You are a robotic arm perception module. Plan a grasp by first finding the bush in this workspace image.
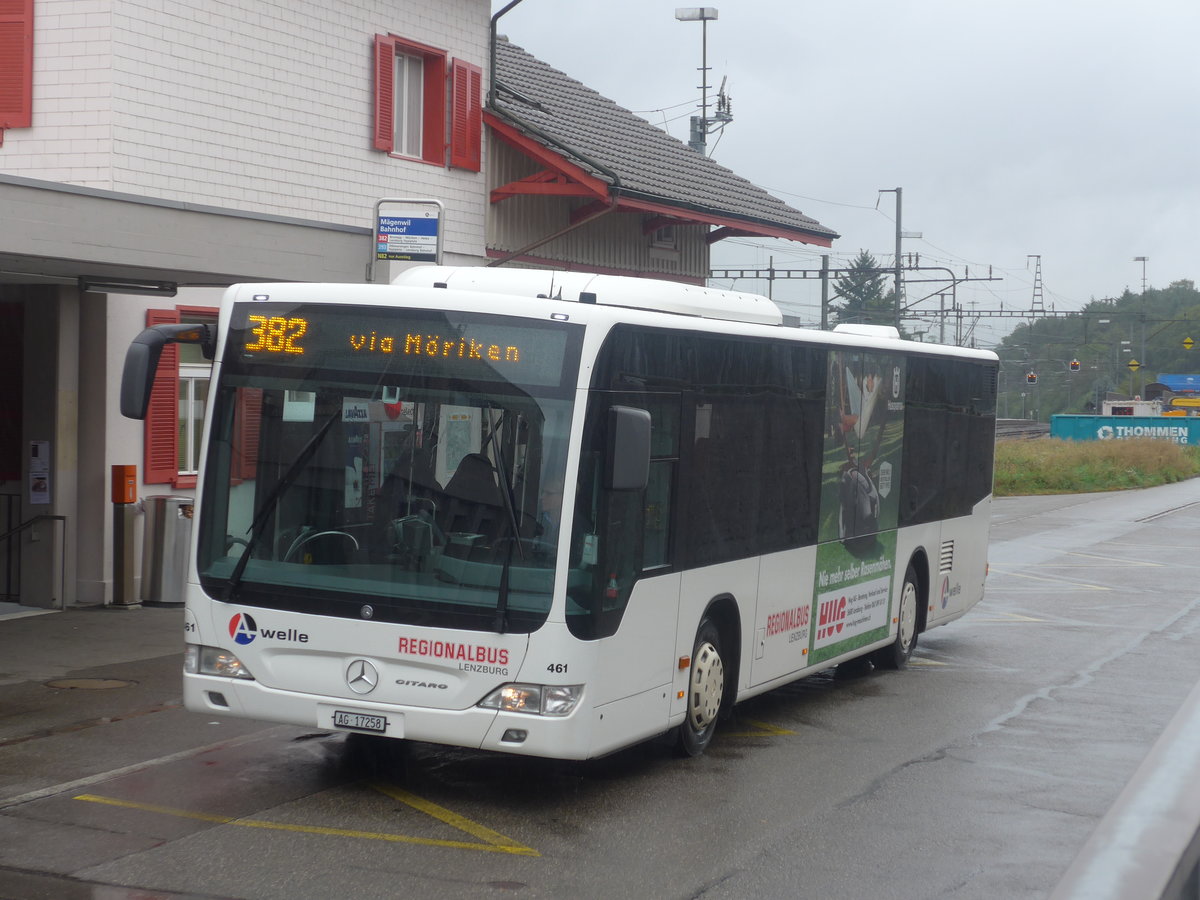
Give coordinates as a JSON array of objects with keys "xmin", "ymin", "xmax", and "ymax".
[{"xmin": 994, "ymin": 438, "xmax": 1200, "ymax": 496}]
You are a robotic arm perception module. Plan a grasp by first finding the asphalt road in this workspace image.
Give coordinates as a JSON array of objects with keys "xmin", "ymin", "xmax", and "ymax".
[{"xmin": 2, "ymin": 481, "xmax": 1199, "ymax": 900}]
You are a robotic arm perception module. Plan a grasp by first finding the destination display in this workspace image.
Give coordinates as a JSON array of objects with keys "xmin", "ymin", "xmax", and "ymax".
[{"xmin": 227, "ymin": 302, "xmax": 577, "ymax": 388}]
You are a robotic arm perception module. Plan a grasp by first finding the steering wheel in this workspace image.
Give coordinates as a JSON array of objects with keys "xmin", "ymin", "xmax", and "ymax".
[{"xmin": 283, "ymin": 530, "xmax": 359, "ymax": 562}]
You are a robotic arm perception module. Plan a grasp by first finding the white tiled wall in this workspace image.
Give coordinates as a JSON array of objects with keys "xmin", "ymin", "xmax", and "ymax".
[{"xmin": 2, "ymin": 0, "xmax": 490, "ymax": 258}]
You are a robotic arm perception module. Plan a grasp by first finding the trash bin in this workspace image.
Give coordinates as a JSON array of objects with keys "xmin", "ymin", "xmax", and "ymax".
[{"xmin": 141, "ymin": 495, "xmax": 193, "ymax": 606}]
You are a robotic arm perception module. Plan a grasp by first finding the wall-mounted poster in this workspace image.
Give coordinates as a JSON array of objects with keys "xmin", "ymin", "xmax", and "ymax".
[{"xmin": 29, "ymin": 440, "xmax": 50, "ymax": 505}]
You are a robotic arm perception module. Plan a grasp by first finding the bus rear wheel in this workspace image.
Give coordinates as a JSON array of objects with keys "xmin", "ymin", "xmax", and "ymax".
[
  {"xmin": 872, "ymin": 565, "xmax": 919, "ymax": 670},
  {"xmin": 675, "ymin": 618, "xmax": 725, "ymax": 757}
]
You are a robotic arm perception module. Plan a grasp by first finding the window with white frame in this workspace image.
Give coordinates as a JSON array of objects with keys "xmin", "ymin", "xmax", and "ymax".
[
  {"xmin": 177, "ymin": 368, "xmax": 209, "ymax": 475},
  {"xmin": 393, "ymin": 50, "xmax": 425, "ymax": 159},
  {"xmin": 176, "ymin": 316, "xmax": 214, "ymax": 476}
]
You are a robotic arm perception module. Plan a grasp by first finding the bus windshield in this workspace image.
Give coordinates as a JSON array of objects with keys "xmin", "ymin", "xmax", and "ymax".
[{"xmin": 196, "ymin": 302, "xmax": 582, "ymax": 634}]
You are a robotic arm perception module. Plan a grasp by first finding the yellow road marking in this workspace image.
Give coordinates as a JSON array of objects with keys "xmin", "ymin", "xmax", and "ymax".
[
  {"xmin": 723, "ymin": 719, "xmax": 796, "ymax": 738},
  {"xmin": 1038, "ymin": 552, "xmax": 1161, "ymax": 568},
  {"xmin": 986, "ymin": 568, "xmax": 1110, "ymax": 591},
  {"xmin": 369, "ymin": 781, "xmax": 535, "ymax": 855},
  {"xmin": 973, "ymin": 611, "xmax": 1045, "ymax": 623},
  {"xmin": 74, "ymin": 789, "xmax": 538, "ymax": 857}
]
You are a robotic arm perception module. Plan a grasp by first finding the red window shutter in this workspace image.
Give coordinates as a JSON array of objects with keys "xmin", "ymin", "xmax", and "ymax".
[
  {"xmin": 0, "ymin": 0, "xmax": 34, "ymax": 130},
  {"xmin": 144, "ymin": 308, "xmax": 180, "ymax": 485},
  {"xmin": 448, "ymin": 59, "xmax": 482, "ymax": 172},
  {"xmin": 373, "ymin": 34, "xmax": 396, "ymax": 152},
  {"xmin": 422, "ymin": 53, "xmax": 446, "ymax": 164},
  {"xmin": 232, "ymin": 388, "xmax": 262, "ymax": 483}
]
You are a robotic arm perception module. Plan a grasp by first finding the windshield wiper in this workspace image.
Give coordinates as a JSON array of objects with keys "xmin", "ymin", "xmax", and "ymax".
[
  {"xmin": 225, "ymin": 410, "xmax": 339, "ymax": 599},
  {"xmin": 483, "ymin": 405, "xmax": 526, "ymax": 633}
]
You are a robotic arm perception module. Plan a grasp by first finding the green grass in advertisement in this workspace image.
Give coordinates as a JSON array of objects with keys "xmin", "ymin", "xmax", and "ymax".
[{"xmin": 809, "ymin": 532, "xmax": 897, "ymax": 666}]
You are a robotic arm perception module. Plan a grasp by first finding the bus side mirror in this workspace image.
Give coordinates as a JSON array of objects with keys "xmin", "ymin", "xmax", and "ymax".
[
  {"xmin": 606, "ymin": 406, "xmax": 651, "ymax": 491},
  {"xmin": 120, "ymin": 323, "xmax": 215, "ymax": 419}
]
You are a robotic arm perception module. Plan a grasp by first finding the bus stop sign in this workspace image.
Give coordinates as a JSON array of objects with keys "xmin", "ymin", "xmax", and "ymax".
[{"xmin": 373, "ymin": 199, "xmax": 443, "ymax": 264}]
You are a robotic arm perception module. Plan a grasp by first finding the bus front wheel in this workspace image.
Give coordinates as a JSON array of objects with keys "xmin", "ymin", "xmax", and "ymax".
[
  {"xmin": 675, "ymin": 618, "xmax": 725, "ymax": 757},
  {"xmin": 872, "ymin": 565, "xmax": 919, "ymax": 670}
]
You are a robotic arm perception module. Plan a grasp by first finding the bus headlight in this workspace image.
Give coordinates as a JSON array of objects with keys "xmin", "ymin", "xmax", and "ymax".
[
  {"xmin": 477, "ymin": 683, "xmax": 582, "ymax": 716},
  {"xmin": 185, "ymin": 644, "xmax": 255, "ymax": 680}
]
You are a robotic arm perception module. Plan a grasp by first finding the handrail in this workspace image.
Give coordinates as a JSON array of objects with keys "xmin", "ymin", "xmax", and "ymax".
[
  {"xmin": 0, "ymin": 514, "xmax": 67, "ymax": 609},
  {"xmin": 0, "ymin": 513, "xmax": 66, "ymax": 544}
]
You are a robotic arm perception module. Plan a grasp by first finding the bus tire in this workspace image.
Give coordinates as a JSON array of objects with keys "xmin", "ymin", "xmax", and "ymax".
[
  {"xmin": 675, "ymin": 618, "xmax": 726, "ymax": 757},
  {"xmin": 872, "ymin": 564, "xmax": 919, "ymax": 670}
]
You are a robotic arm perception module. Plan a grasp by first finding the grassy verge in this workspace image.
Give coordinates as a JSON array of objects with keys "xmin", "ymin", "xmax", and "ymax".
[{"xmin": 994, "ymin": 438, "xmax": 1200, "ymax": 496}]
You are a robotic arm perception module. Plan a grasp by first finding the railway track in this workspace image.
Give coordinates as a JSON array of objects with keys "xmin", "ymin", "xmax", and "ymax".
[{"xmin": 996, "ymin": 418, "xmax": 1050, "ymax": 441}]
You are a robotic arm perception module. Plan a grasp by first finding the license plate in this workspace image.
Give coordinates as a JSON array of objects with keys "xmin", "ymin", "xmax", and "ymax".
[{"xmin": 333, "ymin": 710, "xmax": 388, "ymax": 733}]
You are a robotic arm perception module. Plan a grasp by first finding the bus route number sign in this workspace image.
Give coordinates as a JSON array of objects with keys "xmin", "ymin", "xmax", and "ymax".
[{"xmin": 245, "ymin": 315, "xmax": 308, "ymax": 355}]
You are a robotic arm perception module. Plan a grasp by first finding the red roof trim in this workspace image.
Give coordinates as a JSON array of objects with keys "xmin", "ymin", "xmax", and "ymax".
[
  {"xmin": 492, "ymin": 169, "xmax": 598, "ymax": 203},
  {"xmin": 612, "ymin": 196, "xmax": 835, "ymax": 247},
  {"xmin": 485, "ymin": 111, "xmax": 610, "ymax": 201},
  {"xmin": 486, "ymin": 112, "xmax": 833, "ymax": 247}
]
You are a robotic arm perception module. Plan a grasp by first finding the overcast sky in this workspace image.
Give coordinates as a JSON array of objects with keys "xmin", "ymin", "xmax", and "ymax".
[{"xmin": 492, "ymin": 0, "xmax": 1200, "ymax": 345}]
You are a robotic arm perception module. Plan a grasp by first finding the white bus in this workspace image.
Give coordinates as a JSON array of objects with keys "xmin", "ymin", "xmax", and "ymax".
[{"xmin": 121, "ymin": 267, "xmax": 997, "ymax": 759}]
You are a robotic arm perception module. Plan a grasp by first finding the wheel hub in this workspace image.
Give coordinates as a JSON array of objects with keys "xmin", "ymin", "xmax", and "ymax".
[
  {"xmin": 688, "ymin": 641, "xmax": 724, "ymax": 730},
  {"xmin": 899, "ymin": 581, "xmax": 917, "ymax": 650}
]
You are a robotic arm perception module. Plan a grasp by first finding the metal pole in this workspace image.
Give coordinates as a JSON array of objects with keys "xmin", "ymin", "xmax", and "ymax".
[
  {"xmin": 894, "ymin": 187, "xmax": 903, "ymax": 329},
  {"xmin": 701, "ymin": 18, "xmax": 708, "ymax": 149},
  {"xmin": 110, "ymin": 465, "xmax": 140, "ymax": 607},
  {"xmin": 820, "ymin": 254, "xmax": 830, "ymax": 330}
]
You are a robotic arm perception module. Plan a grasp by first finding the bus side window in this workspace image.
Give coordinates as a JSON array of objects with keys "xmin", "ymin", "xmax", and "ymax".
[{"xmin": 641, "ymin": 396, "xmax": 679, "ymax": 570}]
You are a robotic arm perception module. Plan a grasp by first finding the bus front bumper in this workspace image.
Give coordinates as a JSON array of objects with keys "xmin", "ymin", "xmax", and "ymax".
[{"xmin": 183, "ymin": 672, "xmax": 596, "ymax": 759}]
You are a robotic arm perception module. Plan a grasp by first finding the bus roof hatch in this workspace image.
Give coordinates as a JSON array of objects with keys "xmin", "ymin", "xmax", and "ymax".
[{"xmin": 392, "ymin": 266, "xmax": 783, "ymax": 326}]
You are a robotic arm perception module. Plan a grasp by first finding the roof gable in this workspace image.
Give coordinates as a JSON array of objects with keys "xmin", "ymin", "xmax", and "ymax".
[{"xmin": 491, "ymin": 39, "xmax": 838, "ymax": 246}]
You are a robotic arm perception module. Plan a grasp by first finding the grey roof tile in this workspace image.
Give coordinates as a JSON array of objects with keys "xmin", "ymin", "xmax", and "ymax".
[{"xmin": 492, "ymin": 39, "xmax": 838, "ymax": 244}]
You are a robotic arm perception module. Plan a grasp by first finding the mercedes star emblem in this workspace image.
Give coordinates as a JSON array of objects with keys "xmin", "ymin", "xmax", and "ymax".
[{"xmin": 345, "ymin": 659, "xmax": 379, "ymax": 695}]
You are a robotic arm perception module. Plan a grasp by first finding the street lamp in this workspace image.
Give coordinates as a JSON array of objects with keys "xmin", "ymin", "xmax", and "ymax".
[
  {"xmin": 1133, "ymin": 256, "xmax": 1149, "ymax": 294},
  {"xmin": 675, "ymin": 7, "xmax": 720, "ymax": 154}
]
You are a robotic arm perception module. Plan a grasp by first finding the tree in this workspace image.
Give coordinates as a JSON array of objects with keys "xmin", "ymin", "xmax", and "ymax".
[
  {"xmin": 832, "ymin": 250, "xmax": 896, "ymax": 327},
  {"xmin": 993, "ymin": 280, "xmax": 1200, "ymax": 419}
]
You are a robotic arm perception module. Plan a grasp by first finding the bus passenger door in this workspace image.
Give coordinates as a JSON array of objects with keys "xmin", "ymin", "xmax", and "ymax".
[{"xmin": 577, "ymin": 393, "xmax": 681, "ymax": 712}]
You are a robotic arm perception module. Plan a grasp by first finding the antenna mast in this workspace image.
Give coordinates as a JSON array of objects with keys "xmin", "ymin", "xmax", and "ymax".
[{"xmin": 675, "ymin": 8, "xmax": 733, "ymax": 154}]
